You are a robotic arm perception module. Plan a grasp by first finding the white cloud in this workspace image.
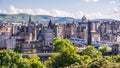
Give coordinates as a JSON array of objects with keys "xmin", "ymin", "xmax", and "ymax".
[
  {"xmin": 113, "ymin": 7, "xmax": 120, "ymax": 16},
  {"xmin": 114, "ymin": 7, "xmax": 119, "ymax": 12},
  {"xmin": 0, "ymin": 9, "xmax": 7, "ymax": 14},
  {"xmin": 0, "ymin": 5, "xmax": 119, "ymax": 20},
  {"xmin": 109, "ymin": 1, "xmax": 116, "ymax": 4},
  {"xmin": 82, "ymin": 0, "xmax": 99, "ymax": 2}
]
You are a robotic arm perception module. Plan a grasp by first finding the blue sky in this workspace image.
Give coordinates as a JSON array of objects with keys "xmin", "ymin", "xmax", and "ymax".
[{"xmin": 0, "ymin": 0, "xmax": 119, "ymax": 19}]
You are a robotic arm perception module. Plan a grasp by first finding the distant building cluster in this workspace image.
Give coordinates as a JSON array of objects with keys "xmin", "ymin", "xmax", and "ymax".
[{"xmin": 0, "ymin": 15, "xmax": 120, "ymax": 53}]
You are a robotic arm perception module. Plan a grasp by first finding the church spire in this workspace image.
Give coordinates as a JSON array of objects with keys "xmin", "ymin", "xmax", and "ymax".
[
  {"xmin": 48, "ymin": 19, "xmax": 52, "ymax": 29},
  {"xmin": 29, "ymin": 15, "xmax": 32, "ymax": 23}
]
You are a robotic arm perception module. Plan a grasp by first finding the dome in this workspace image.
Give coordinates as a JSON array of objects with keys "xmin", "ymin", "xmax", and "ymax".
[{"xmin": 82, "ymin": 15, "xmax": 87, "ymax": 23}]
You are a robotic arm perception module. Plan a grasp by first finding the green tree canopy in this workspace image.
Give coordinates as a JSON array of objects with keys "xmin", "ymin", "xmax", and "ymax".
[
  {"xmin": 46, "ymin": 38, "xmax": 80, "ymax": 67},
  {"xmin": 0, "ymin": 50, "xmax": 43, "ymax": 68},
  {"xmin": 53, "ymin": 38, "xmax": 73, "ymax": 52},
  {"xmin": 45, "ymin": 39, "xmax": 120, "ymax": 68},
  {"xmin": 98, "ymin": 45, "xmax": 111, "ymax": 53},
  {"xmin": 14, "ymin": 45, "xmax": 21, "ymax": 53},
  {"xmin": 28, "ymin": 55, "xmax": 44, "ymax": 68},
  {"xmin": 113, "ymin": 55, "xmax": 120, "ymax": 63},
  {"xmin": 82, "ymin": 45, "xmax": 102, "ymax": 59}
]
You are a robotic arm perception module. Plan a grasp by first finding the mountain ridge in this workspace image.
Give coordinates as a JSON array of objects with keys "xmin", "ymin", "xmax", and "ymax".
[{"xmin": 0, "ymin": 13, "xmax": 117, "ymax": 23}]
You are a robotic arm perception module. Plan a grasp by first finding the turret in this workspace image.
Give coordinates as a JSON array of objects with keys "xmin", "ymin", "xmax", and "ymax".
[{"xmin": 82, "ymin": 15, "xmax": 87, "ymax": 23}]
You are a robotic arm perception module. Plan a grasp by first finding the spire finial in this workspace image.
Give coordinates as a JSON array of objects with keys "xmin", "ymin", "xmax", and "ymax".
[{"xmin": 29, "ymin": 15, "xmax": 31, "ymax": 23}]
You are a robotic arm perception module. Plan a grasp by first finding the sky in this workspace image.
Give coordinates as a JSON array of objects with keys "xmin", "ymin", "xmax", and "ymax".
[{"xmin": 0, "ymin": 0, "xmax": 120, "ymax": 20}]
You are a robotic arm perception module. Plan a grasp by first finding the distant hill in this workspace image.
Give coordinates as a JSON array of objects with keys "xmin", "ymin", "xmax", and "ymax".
[
  {"xmin": 0, "ymin": 13, "xmax": 117, "ymax": 23},
  {"xmin": 93, "ymin": 19, "xmax": 115, "ymax": 22},
  {"xmin": 0, "ymin": 13, "xmax": 81, "ymax": 23}
]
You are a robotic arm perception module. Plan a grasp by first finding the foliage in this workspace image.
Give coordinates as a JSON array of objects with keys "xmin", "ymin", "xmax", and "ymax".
[
  {"xmin": 65, "ymin": 56, "xmax": 120, "ymax": 68},
  {"xmin": 100, "ymin": 62, "xmax": 120, "ymax": 68},
  {"xmin": 0, "ymin": 50, "xmax": 43, "ymax": 68},
  {"xmin": 80, "ymin": 55, "xmax": 92, "ymax": 64},
  {"xmin": 53, "ymin": 38, "xmax": 73, "ymax": 52},
  {"xmin": 89, "ymin": 57, "xmax": 120, "ymax": 68},
  {"xmin": 2, "ymin": 38, "xmax": 120, "ymax": 68},
  {"xmin": 46, "ymin": 40, "xmax": 120, "ymax": 68},
  {"xmin": 113, "ymin": 55, "xmax": 120, "ymax": 63},
  {"xmin": 98, "ymin": 45, "xmax": 111, "ymax": 53},
  {"xmin": 14, "ymin": 45, "xmax": 21, "ymax": 53},
  {"xmin": 89, "ymin": 58, "xmax": 108, "ymax": 68},
  {"xmin": 28, "ymin": 55, "xmax": 44, "ymax": 68},
  {"xmin": 46, "ymin": 38, "xmax": 80, "ymax": 67},
  {"xmin": 82, "ymin": 45, "xmax": 102, "ymax": 59}
]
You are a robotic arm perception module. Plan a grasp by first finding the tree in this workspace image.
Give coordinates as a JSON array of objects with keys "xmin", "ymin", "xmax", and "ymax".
[
  {"xmin": 28, "ymin": 55, "xmax": 44, "ymax": 68},
  {"xmin": 98, "ymin": 45, "xmax": 111, "ymax": 53},
  {"xmin": 44, "ymin": 54, "xmax": 59, "ymax": 68},
  {"xmin": 46, "ymin": 38, "xmax": 80, "ymax": 67},
  {"xmin": 53, "ymin": 38, "xmax": 73, "ymax": 52},
  {"xmin": 46, "ymin": 38, "xmax": 120, "ymax": 68},
  {"xmin": 14, "ymin": 45, "xmax": 21, "ymax": 53},
  {"xmin": 113, "ymin": 55, "xmax": 120, "ymax": 63},
  {"xmin": 101, "ymin": 62, "xmax": 120, "ymax": 68},
  {"xmin": 0, "ymin": 50, "xmax": 29, "ymax": 68},
  {"xmin": 54, "ymin": 46, "xmax": 80, "ymax": 67},
  {"xmin": 82, "ymin": 46, "xmax": 102, "ymax": 59},
  {"xmin": 0, "ymin": 50, "xmax": 43, "ymax": 68},
  {"xmin": 89, "ymin": 58, "xmax": 107, "ymax": 68}
]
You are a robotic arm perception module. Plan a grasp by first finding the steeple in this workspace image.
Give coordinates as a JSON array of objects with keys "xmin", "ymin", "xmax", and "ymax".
[
  {"xmin": 48, "ymin": 19, "xmax": 52, "ymax": 29},
  {"xmin": 29, "ymin": 15, "xmax": 32, "ymax": 23}
]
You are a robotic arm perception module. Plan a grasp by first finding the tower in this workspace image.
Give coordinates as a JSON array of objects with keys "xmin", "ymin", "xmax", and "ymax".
[
  {"xmin": 99, "ymin": 23, "xmax": 105, "ymax": 36},
  {"xmin": 48, "ymin": 19, "xmax": 53, "ymax": 29},
  {"xmin": 87, "ymin": 21, "xmax": 92, "ymax": 45},
  {"xmin": 29, "ymin": 33, "xmax": 33, "ymax": 41},
  {"xmin": 82, "ymin": 15, "xmax": 87, "ymax": 23},
  {"xmin": 34, "ymin": 27, "xmax": 37, "ymax": 40},
  {"xmin": 55, "ymin": 24, "xmax": 63, "ymax": 38}
]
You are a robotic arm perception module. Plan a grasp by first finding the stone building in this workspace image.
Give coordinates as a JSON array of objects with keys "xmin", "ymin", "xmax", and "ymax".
[
  {"xmin": 91, "ymin": 32, "xmax": 100, "ymax": 42},
  {"xmin": 112, "ymin": 44, "xmax": 120, "ymax": 55},
  {"xmin": 54, "ymin": 23, "xmax": 64, "ymax": 38},
  {"xmin": 40, "ymin": 20, "xmax": 55, "ymax": 46},
  {"xmin": 70, "ymin": 21, "xmax": 78, "ymax": 38},
  {"xmin": 16, "ymin": 38, "xmax": 52, "ymax": 53},
  {"xmin": 6, "ymin": 36, "xmax": 16, "ymax": 50},
  {"xmin": 78, "ymin": 22, "xmax": 87, "ymax": 40},
  {"xmin": 99, "ymin": 23, "xmax": 106, "ymax": 36},
  {"xmin": 63, "ymin": 23, "xmax": 71, "ymax": 38}
]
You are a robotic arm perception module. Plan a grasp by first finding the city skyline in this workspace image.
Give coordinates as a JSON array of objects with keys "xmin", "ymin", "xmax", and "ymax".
[{"xmin": 0, "ymin": 0, "xmax": 119, "ymax": 20}]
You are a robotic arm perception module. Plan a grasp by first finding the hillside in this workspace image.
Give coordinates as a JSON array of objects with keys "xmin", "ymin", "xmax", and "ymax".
[
  {"xmin": 0, "ymin": 13, "xmax": 117, "ymax": 23},
  {"xmin": 0, "ymin": 13, "xmax": 81, "ymax": 23}
]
